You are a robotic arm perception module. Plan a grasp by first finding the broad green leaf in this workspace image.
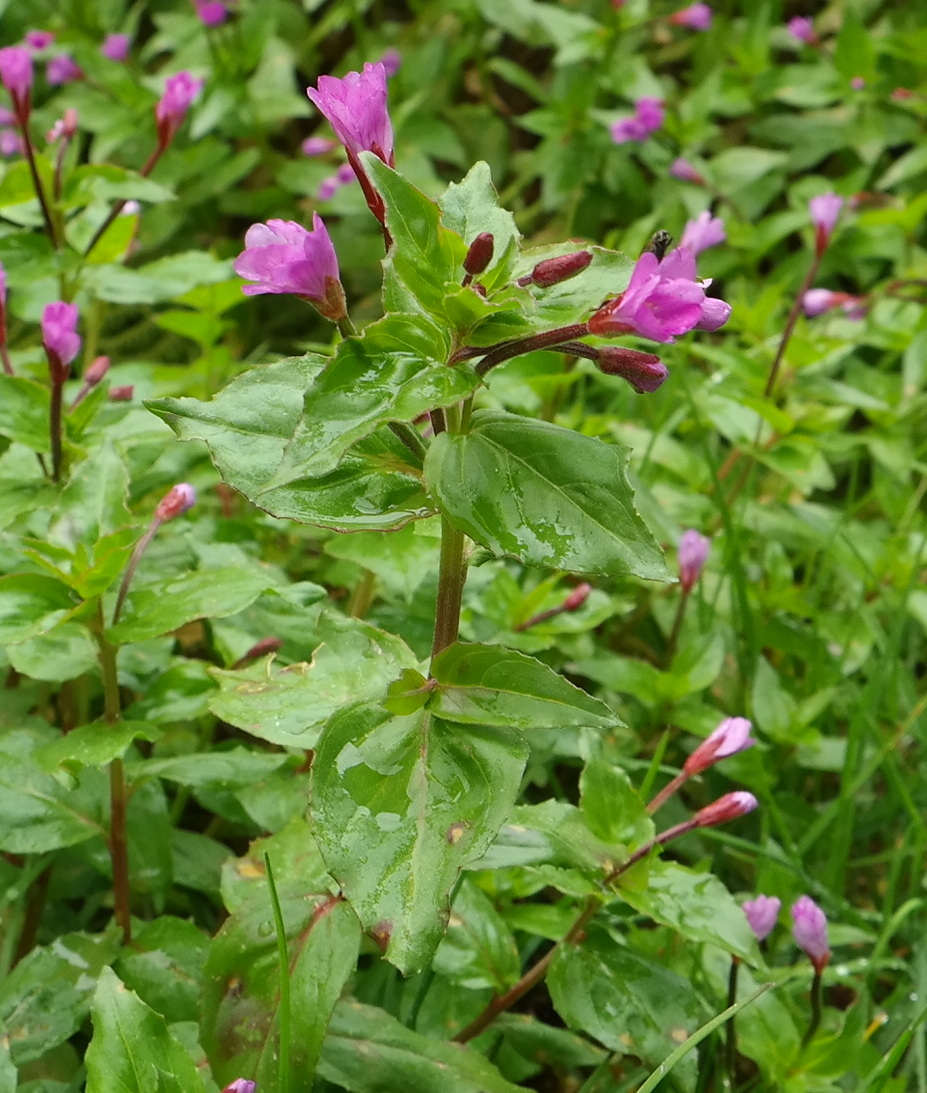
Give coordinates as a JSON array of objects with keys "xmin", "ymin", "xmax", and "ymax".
[
  {"xmin": 548, "ymin": 924, "xmax": 705, "ymax": 1086},
  {"xmin": 264, "ymin": 313, "xmax": 472, "ymax": 486},
  {"xmin": 7, "ymin": 621, "xmax": 97, "ymax": 682},
  {"xmin": 428, "ymin": 642, "xmax": 619, "ymax": 729},
  {"xmin": 47, "ymin": 439, "xmax": 132, "ymax": 554},
  {"xmin": 63, "ymin": 163, "xmax": 175, "ymax": 208},
  {"xmin": 425, "ymin": 411, "xmax": 670, "ymax": 580},
  {"xmin": 518, "ymin": 243, "xmax": 634, "ymax": 331},
  {"xmin": 433, "ymin": 877, "xmax": 521, "ymax": 991},
  {"xmin": 126, "ymin": 748, "xmax": 291, "ymax": 788},
  {"xmin": 323, "ymin": 518, "xmax": 441, "ymax": 599},
  {"xmin": 0, "ymin": 574, "xmax": 77, "ymax": 646},
  {"xmin": 108, "ymin": 566, "xmax": 281, "ymax": 643},
  {"xmin": 0, "ymin": 375, "xmax": 51, "ymax": 452},
  {"xmin": 437, "ymin": 161, "xmax": 521, "ymax": 292},
  {"xmin": 579, "ymin": 759, "xmax": 652, "ymax": 847},
  {"xmin": 148, "ymin": 356, "xmax": 432, "ymax": 530},
  {"xmin": 202, "ymin": 886, "xmax": 360, "ymax": 1091},
  {"xmin": 0, "ymin": 929, "xmax": 121, "ymax": 1065},
  {"xmin": 311, "ymin": 703, "xmax": 528, "ymax": 973},
  {"xmin": 116, "ymin": 917, "xmax": 210, "ymax": 1026},
  {"xmin": 85, "ymin": 968, "xmax": 207, "ymax": 1093},
  {"xmin": 319, "ymin": 1000, "xmax": 526, "ymax": 1093},
  {"xmin": 37, "ymin": 720, "xmax": 162, "ymax": 773},
  {"xmin": 363, "ymin": 154, "xmax": 466, "ymax": 315},
  {"xmin": 619, "ymin": 862, "xmax": 763, "ymax": 964},
  {"xmin": 209, "ymin": 612, "xmax": 419, "ymax": 747}
]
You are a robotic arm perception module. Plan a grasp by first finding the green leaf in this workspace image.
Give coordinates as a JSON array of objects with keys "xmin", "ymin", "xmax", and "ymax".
[
  {"xmin": 37, "ymin": 720, "xmax": 162, "ymax": 773},
  {"xmin": 148, "ymin": 356, "xmax": 432, "ymax": 531},
  {"xmin": 209, "ymin": 613, "xmax": 420, "ymax": 747},
  {"xmin": 618, "ymin": 862, "xmax": 763, "ymax": 964},
  {"xmin": 126, "ymin": 748, "xmax": 290, "ymax": 788},
  {"xmin": 7, "ymin": 621, "xmax": 98, "ymax": 682},
  {"xmin": 433, "ymin": 877, "xmax": 521, "ymax": 991},
  {"xmin": 0, "ymin": 1038, "xmax": 14, "ymax": 1093},
  {"xmin": 579, "ymin": 759, "xmax": 652, "ymax": 847},
  {"xmin": 437, "ymin": 161, "xmax": 521, "ymax": 292},
  {"xmin": 85, "ymin": 967, "xmax": 208, "ymax": 1093},
  {"xmin": 264, "ymin": 313, "xmax": 472, "ymax": 486},
  {"xmin": 311, "ymin": 703, "xmax": 528, "ymax": 973},
  {"xmin": 202, "ymin": 887, "xmax": 360, "ymax": 1091},
  {"xmin": 425, "ymin": 411, "xmax": 670, "ymax": 580},
  {"xmin": 63, "ymin": 163, "xmax": 175, "ymax": 208},
  {"xmin": 428, "ymin": 642, "xmax": 619, "ymax": 729},
  {"xmin": 0, "ymin": 929, "xmax": 121, "ymax": 1065},
  {"xmin": 48, "ymin": 440, "xmax": 133, "ymax": 555},
  {"xmin": 0, "ymin": 574, "xmax": 77, "ymax": 646},
  {"xmin": 116, "ymin": 917, "xmax": 210, "ymax": 1025},
  {"xmin": 0, "ymin": 376, "xmax": 51, "ymax": 452},
  {"xmin": 548, "ymin": 924, "xmax": 705, "ymax": 1085},
  {"xmin": 323, "ymin": 518, "xmax": 441, "ymax": 599},
  {"xmin": 319, "ymin": 1000, "xmax": 526, "ymax": 1093},
  {"xmin": 363, "ymin": 154, "xmax": 466, "ymax": 315},
  {"xmin": 108, "ymin": 566, "xmax": 281, "ymax": 643}
]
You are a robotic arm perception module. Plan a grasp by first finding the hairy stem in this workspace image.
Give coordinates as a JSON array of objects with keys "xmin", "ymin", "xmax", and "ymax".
[
  {"xmin": 431, "ymin": 517, "xmax": 466, "ymax": 659},
  {"xmin": 49, "ymin": 380, "xmax": 64, "ymax": 482}
]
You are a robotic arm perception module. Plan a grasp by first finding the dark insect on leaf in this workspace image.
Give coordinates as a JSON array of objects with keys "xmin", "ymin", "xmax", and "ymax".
[{"xmin": 641, "ymin": 230, "xmax": 673, "ymax": 260}]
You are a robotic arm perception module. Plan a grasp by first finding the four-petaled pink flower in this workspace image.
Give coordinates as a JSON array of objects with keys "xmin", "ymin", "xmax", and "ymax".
[
  {"xmin": 588, "ymin": 248, "xmax": 730, "ymax": 343},
  {"xmin": 25, "ymin": 31, "xmax": 55, "ymax": 51},
  {"xmin": 679, "ymin": 211, "xmax": 726, "ymax": 255},
  {"xmin": 0, "ymin": 46, "xmax": 33, "ymax": 118},
  {"xmin": 678, "ymin": 528, "xmax": 710, "ymax": 592},
  {"xmin": 787, "ymin": 16, "xmax": 818, "ymax": 45},
  {"xmin": 684, "ymin": 716, "xmax": 755, "ymax": 776},
  {"xmin": 743, "ymin": 895, "xmax": 780, "ymax": 941},
  {"xmin": 610, "ymin": 97, "xmax": 664, "ymax": 144},
  {"xmin": 809, "ymin": 192, "xmax": 843, "ymax": 255},
  {"xmin": 42, "ymin": 301, "xmax": 81, "ymax": 383},
  {"xmin": 307, "ymin": 62, "xmax": 394, "ymax": 164},
  {"xmin": 47, "ymin": 55, "xmax": 83, "ymax": 86},
  {"xmin": 155, "ymin": 71, "xmax": 204, "ymax": 147},
  {"xmin": 670, "ymin": 157, "xmax": 705, "ymax": 185},
  {"xmin": 803, "ymin": 288, "xmax": 867, "ymax": 319},
  {"xmin": 791, "ymin": 895, "xmax": 830, "ymax": 972},
  {"xmin": 668, "ymin": 3, "xmax": 712, "ymax": 30},
  {"xmin": 233, "ymin": 214, "xmax": 347, "ymax": 322},
  {"xmin": 101, "ymin": 34, "xmax": 131, "ymax": 62},
  {"xmin": 194, "ymin": 0, "xmax": 229, "ymax": 26}
]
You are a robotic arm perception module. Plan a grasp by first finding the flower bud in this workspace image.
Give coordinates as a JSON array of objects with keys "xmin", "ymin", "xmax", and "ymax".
[
  {"xmin": 301, "ymin": 136, "xmax": 337, "ymax": 156},
  {"xmin": 42, "ymin": 301, "xmax": 81, "ymax": 385},
  {"xmin": 742, "ymin": 894, "xmax": 781, "ymax": 941},
  {"xmin": 693, "ymin": 790, "xmax": 758, "ymax": 827},
  {"xmin": 670, "ymin": 157, "xmax": 705, "ymax": 185},
  {"xmin": 0, "ymin": 46, "xmax": 33, "ymax": 121},
  {"xmin": 463, "ymin": 232, "xmax": 495, "ymax": 277},
  {"xmin": 518, "ymin": 250, "xmax": 592, "ymax": 288},
  {"xmin": 222, "ymin": 1081, "xmax": 256, "ymax": 1093},
  {"xmin": 563, "ymin": 582, "xmax": 592, "ymax": 611},
  {"xmin": 678, "ymin": 528, "xmax": 710, "ymax": 592},
  {"xmin": 595, "ymin": 346, "xmax": 668, "ymax": 393},
  {"xmin": 84, "ymin": 355, "xmax": 110, "ymax": 386},
  {"xmin": 809, "ymin": 192, "xmax": 843, "ymax": 256},
  {"xmin": 155, "ymin": 483, "xmax": 196, "ymax": 522},
  {"xmin": 108, "ymin": 385, "xmax": 134, "ymax": 401},
  {"xmin": 791, "ymin": 895, "xmax": 830, "ymax": 972},
  {"xmin": 101, "ymin": 34, "xmax": 131, "ymax": 62},
  {"xmin": 684, "ymin": 716, "xmax": 755, "ymax": 776}
]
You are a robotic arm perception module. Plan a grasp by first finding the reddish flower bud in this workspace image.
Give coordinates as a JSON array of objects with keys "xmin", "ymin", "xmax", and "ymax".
[
  {"xmin": 42, "ymin": 301, "xmax": 81, "ymax": 385},
  {"xmin": 684, "ymin": 716, "xmax": 755, "ymax": 776},
  {"xmin": 563, "ymin": 582, "xmax": 592, "ymax": 611},
  {"xmin": 519, "ymin": 250, "xmax": 592, "ymax": 288},
  {"xmin": 693, "ymin": 790, "xmax": 757, "ymax": 827},
  {"xmin": 595, "ymin": 346, "xmax": 668, "ymax": 393},
  {"xmin": 84, "ymin": 355, "xmax": 110, "ymax": 385},
  {"xmin": 463, "ymin": 232, "xmax": 495, "ymax": 277},
  {"xmin": 155, "ymin": 483, "xmax": 197, "ymax": 522},
  {"xmin": 670, "ymin": 157, "xmax": 705, "ymax": 185},
  {"xmin": 791, "ymin": 895, "xmax": 830, "ymax": 972},
  {"xmin": 108, "ymin": 385, "xmax": 134, "ymax": 401},
  {"xmin": 678, "ymin": 528, "xmax": 710, "ymax": 592},
  {"xmin": 742, "ymin": 894, "xmax": 781, "ymax": 941},
  {"xmin": 155, "ymin": 71, "xmax": 203, "ymax": 148}
]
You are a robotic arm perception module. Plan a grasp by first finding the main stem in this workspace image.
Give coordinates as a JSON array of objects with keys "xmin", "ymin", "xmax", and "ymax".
[
  {"xmin": 94, "ymin": 607, "xmax": 131, "ymax": 944},
  {"xmin": 431, "ymin": 517, "xmax": 466, "ymax": 659},
  {"xmin": 49, "ymin": 380, "xmax": 64, "ymax": 482}
]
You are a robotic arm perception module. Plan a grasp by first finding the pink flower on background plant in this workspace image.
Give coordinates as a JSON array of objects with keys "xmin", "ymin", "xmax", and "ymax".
[
  {"xmin": 221, "ymin": 1080, "xmax": 257, "ymax": 1093},
  {"xmin": 670, "ymin": 157, "xmax": 705, "ymax": 184},
  {"xmin": 101, "ymin": 34, "xmax": 131, "ymax": 62},
  {"xmin": 792, "ymin": 895, "xmax": 830, "ymax": 972},
  {"xmin": 0, "ymin": 129, "xmax": 22, "ymax": 156},
  {"xmin": 787, "ymin": 16, "xmax": 817, "ymax": 44},
  {"xmin": 47, "ymin": 107, "xmax": 78, "ymax": 143},
  {"xmin": 802, "ymin": 288, "xmax": 867, "ymax": 319},
  {"xmin": 850, "ymin": 76, "xmax": 866, "ymax": 90},
  {"xmin": 596, "ymin": 346, "xmax": 668, "ymax": 392},
  {"xmin": 194, "ymin": 0, "xmax": 229, "ymax": 26},
  {"xmin": 307, "ymin": 63, "xmax": 394, "ymax": 164},
  {"xmin": 156, "ymin": 483, "xmax": 197, "ymax": 522},
  {"xmin": 379, "ymin": 48, "xmax": 401, "ymax": 77},
  {"xmin": 47, "ymin": 55, "xmax": 83, "ymax": 86},
  {"xmin": 233, "ymin": 214, "xmax": 347, "ymax": 321},
  {"xmin": 155, "ymin": 71, "xmax": 203, "ymax": 146},
  {"xmin": 668, "ymin": 3, "xmax": 712, "ymax": 30},
  {"xmin": 743, "ymin": 895, "xmax": 781, "ymax": 941},
  {"xmin": 809, "ymin": 192, "xmax": 843, "ymax": 255},
  {"xmin": 678, "ymin": 528, "xmax": 710, "ymax": 591},
  {"xmin": 0, "ymin": 106, "xmax": 12, "ymax": 125},
  {"xmin": 610, "ymin": 97, "xmax": 664, "ymax": 144},
  {"xmin": 684, "ymin": 716, "xmax": 755, "ymax": 775},
  {"xmin": 588, "ymin": 248, "xmax": 730, "ymax": 343},
  {"xmin": 25, "ymin": 31, "xmax": 55, "ymax": 51},
  {"xmin": 679, "ymin": 210, "xmax": 726, "ymax": 255},
  {"xmin": 317, "ymin": 174, "xmax": 340, "ymax": 201},
  {"xmin": 302, "ymin": 136, "xmax": 337, "ymax": 156},
  {"xmin": 42, "ymin": 301, "xmax": 81, "ymax": 382},
  {"xmin": 0, "ymin": 46, "xmax": 33, "ymax": 116}
]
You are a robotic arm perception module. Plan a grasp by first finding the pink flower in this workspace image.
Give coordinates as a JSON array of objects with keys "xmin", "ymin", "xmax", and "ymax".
[
  {"xmin": 317, "ymin": 174, "xmax": 340, "ymax": 201},
  {"xmin": 155, "ymin": 71, "xmax": 203, "ymax": 146},
  {"xmin": 47, "ymin": 55, "xmax": 83, "ymax": 86},
  {"xmin": 221, "ymin": 1081, "xmax": 257, "ymax": 1093},
  {"xmin": 155, "ymin": 483, "xmax": 197, "ymax": 522},
  {"xmin": 101, "ymin": 34, "xmax": 131, "ymax": 62},
  {"xmin": 0, "ymin": 129, "xmax": 22, "ymax": 156},
  {"xmin": 791, "ymin": 895, "xmax": 830, "ymax": 972},
  {"xmin": 596, "ymin": 346, "xmax": 668, "ymax": 393},
  {"xmin": 25, "ymin": 31, "xmax": 55, "ymax": 51},
  {"xmin": 611, "ymin": 97, "xmax": 664, "ymax": 144},
  {"xmin": 802, "ymin": 288, "xmax": 867, "ymax": 319},
  {"xmin": 0, "ymin": 46, "xmax": 33, "ymax": 115},
  {"xmin": 0, "ymin": 107, "xmax": 13, "ymax": 125},
  {"xmin": 42, "ymin": 301, "xmax": 81, "ymax": 383},
  {"xmin": 809, "ymin": 192, "xmax": 843, "ymax": 255},
  {"xmin": 668, "ymin": 3, "xmax": 712, "ymax": 30},
  {"xmin": 194, "ymin": 0, "xmax": 229, "ymax": 26},
  {"xmin": 677, "ymin": 528, "xmax": 710, "ymax": 591},
  {"xmin": 47, "ymin": 107, "xmax": 78, "ymax": 143},
  {"xmin": 850, "ymin": 76, "xmax": 865, "ymax": 90},
  {"xmin": 301, "ymin": 136, "xmax": 337, "ymax": 156},
  {"xmin": 336, "ymin": 162, "xmax": 355, "ymax": 184},
  {"xmin": 109, "ymin": 385, "xmax": 133, "ymax": 401},
  {"xmin": 587, "ymin": 248, "xmax": 730, "ymax": 343},
  {"xmin": 379, "ymin": 48, "xmax": 401, "ymax": 77},
  {"xmin": 787, "ymin": 16, "xmax": 818, "ymax": 45},
  {"xmin": 670, "ymin": 157, "xmax": 705, "ymax": 185},
  {"xmin": 693, "ymin": 791, "xmax": 758, "ymax": 827},
  {"xmin": 233, "ymin": 214, "xmax": 347, "ymax": 321},
  {"xmin": 684, "ymin": 716, "xmax": 755, "ymax": 775},
  {"xmin": 743, "ymin": 895, "xmax": 781, "ymax": 941},
  {"xmin": 679, "ymin": 211, "xmax": 726, "ymax": 255},
  {"xmin": 307, "ymin": 63, "xmax": 394, "ymax": 164}
]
